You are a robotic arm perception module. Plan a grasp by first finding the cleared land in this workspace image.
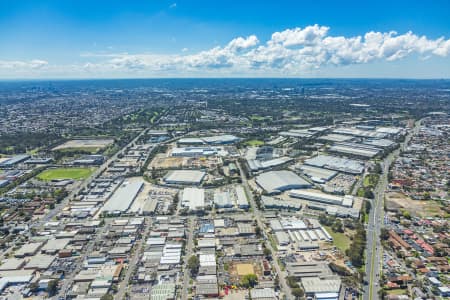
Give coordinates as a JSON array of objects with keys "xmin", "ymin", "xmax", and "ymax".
[
  {"xmin": 324, "ymin": 225, "xmax": 351, "ymax": 253},
  {"xmin": 52, "ymin": 139, "xmax": 114, "ymax": 151},
  {"xmin": 244, "ymin": 139, "xmax": 264, "ymax": 146},
  {"xmin": 37, "ymin": 167, "xmax": 94, "ymax": 181},
  {"xmin": 386, "ymin": 192, "xmax": 445, "ymax": 217}
]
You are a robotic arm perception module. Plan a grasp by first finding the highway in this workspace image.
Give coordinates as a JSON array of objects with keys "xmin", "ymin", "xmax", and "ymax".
[
  {"xmin": 363, "ymin": 120, "xmax": 421, "ymax": 300},
  {"xmin": 236, "ymin": 161, "xmax": 292, "ymax": 300}
]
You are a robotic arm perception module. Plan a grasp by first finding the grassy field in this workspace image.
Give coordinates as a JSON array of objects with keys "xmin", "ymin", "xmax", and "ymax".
[
  {"xmin": 57, "ymin": 147, "xmax": 100, "ymax": 153},
  {"xmin": 363, "ymin": 173, "xmax": 380, "ymax": 188},
  {"xmin": 387, "ymin": 289, "xmax": 407, "ymax": 296},
  {"xmin": 37, "ymin": 167, "xmax": 94, "ymax": 181},
  {"xmin": 324, "ymin": 226, "xmax": 351, "ymax": 253},
  {"xmin": 244, "ymin": 139, "xmax": 265, "ymax": 146}
]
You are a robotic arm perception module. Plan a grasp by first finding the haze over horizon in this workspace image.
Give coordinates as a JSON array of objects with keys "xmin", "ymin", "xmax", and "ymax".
[{"xmin": 1, "ymin": 0, "xmax": 450, "ymax": 79}]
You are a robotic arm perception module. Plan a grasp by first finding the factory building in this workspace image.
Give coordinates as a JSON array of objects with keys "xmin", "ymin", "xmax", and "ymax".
[
  {"xmin": 101, "ymin": 180, "xmax": 144, "ymax": 214},
  {"xmin": 289, "ymin": 189, "xmax": 354, "ymax": 207},
  {"xmin": 181, "ymin": 187, "xmax": 205, "ymax": 211},
  {"xmin": 177, "ymin": 134, "xmax": 239, "ymax": 145},
  {"xmin": 171, "ymin": 147, "xmax": 217, "ymax": 157},
  {"xmin": 164, "ymin": 170, "xmax": 206, "ymax": 185},
  {"xmin": 303, "ymin": 155, "xmax": 364, "ymax": 174},
  {"xmin": 255, "ymin": 170, "xmax": 312, "ymax": 194}
]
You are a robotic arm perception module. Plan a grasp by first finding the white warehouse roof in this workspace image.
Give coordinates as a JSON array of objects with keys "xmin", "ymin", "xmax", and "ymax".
[
  {"xmin": 164, "ymin": 170, "xmax": 206, "ymax": 185},
  {"xmin": 181, "ymin": 187, "xmax": 205, "ymax": 211},
  {"xmin": 101, "ymin": 180, "xmax": 144, "ymax": 213},
  {"xmin": 256, "ymin": 170, "xmax": 311, "ymax": 194}
]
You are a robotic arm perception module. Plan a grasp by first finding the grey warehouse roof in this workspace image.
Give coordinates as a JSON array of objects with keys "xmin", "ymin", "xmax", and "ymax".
[{"xmin": 256, "ymin": 170, "xmax": 311, "ymax": 194}]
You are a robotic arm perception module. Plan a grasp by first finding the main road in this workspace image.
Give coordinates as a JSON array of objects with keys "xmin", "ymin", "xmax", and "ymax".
[
  {"xmin": 236, "ymin": 161, "xmax": 292, "ymax": 300},
  {"xmin": 364, "ymin": 120, "xmax": 421, "ymax": 300}
]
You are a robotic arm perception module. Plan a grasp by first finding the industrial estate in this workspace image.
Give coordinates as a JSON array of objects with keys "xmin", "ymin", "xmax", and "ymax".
[{"xmin": 0, "ymin": 79, "xmax": 449, "ymax": 300}]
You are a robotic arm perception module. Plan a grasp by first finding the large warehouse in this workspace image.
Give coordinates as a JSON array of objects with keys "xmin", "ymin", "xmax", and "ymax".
[
  {"xmin": 289, "ymin": 189, "xmax": 354, "ymax": 207},
  {"xmin": 181, "ymin": 187, "xmax": 205, "ymax": 211},
  {"xmin": 101, "ymin": 180, "xmax": 144, "ymax": 213},
  {"xmin": 255, "ymin": 170, "xmax": 311, "ymax": 194},
  {"xmin": 303, "ymin": 155, "xmax": 364, "ymax": 174},
  {"xmin": 171, "ymin": 147, "xmax": 217, "ymax": 157},
  {"xmin": 164, "ymin": 170, "xmax": 206, "ymax": 185},
  {"xmin": 177, "ymin": 134, "xmax": 239, "ymax": 145}
]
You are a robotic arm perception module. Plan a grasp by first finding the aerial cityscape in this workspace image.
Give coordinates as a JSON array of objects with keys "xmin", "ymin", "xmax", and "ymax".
[{"xmin": 0, "ymin": 2, "xmax": 449, "ymax": 300}]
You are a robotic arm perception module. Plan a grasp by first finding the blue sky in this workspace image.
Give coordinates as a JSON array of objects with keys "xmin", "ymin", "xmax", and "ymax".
[{"xmin": 1, "ymin": 0, "xmax": 450, "ymax": 78}]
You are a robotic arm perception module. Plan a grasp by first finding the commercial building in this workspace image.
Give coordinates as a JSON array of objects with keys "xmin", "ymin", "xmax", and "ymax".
[
  {"xmin": 72, "ymin": 155, "xmax": 104, "ymax": 165},
  {"xmin": 171, "ymin": 147, "xmax": 217, "ymax": 157},
  {"xmin": 247, "ymin": 157, "xmax": 293, "ymax": 172},
  {"xmin": 181, "ymin": 187, "xmax": 205, "ymax": 211},
  {"xmin": 255, "ymin": 170, "xmax": 311, "ymax": 194},
  {"xmin": 329, "ymin": 142, "xmax": 381, "ymax": 158},
  {"xmin": 304, "ymin": 155, "xmax": 364, "ymax": 174},
  {"xmin": 14, "ymin": 242, "xmax": 43, "ymax": 258},
  {"xmin": 101, "ymin": 180, "xmax": 144, "ymax": 213},
  {"xmin": 164, "ymin": 170, "xmax": 206, "ymax": 185},
  {"xmin": 298, "ymin": 165, "xmax": 338, "ymax": 183},
  {"xmin": 214, "ymin": 191, "xmax": 233, "ymax": 208},
  {"xmin": 235, "ymin": 186, "xmax": 249, "ymax": 209},
  {"xmin": 289, "ymin": 189, "xmax": 354, "ymax": 207},
  {"xmin": 301, "ymin": 277, "xmax": 341, "ymax": 300},
  {"xmin": 0, "ymin": 155, "xmax": 30, "ymax": 168},
  {"xmin": 178, "ymin": 134, "xmax": 239, "ymax": 145}
]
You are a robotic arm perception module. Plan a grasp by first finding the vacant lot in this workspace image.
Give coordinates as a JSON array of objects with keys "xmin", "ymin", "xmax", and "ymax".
[
  {"xmin": 386, "ymin": 192, "xmax": 445, "ymax": 217},
  {"xmin": 324, "ymin": 225, "xmax": 351, "ymax": 253},
  {"xmin": 37, "ymin": 167, "xmax": 94, "ymax": 181},
  {"xmin": 244, "ymin": 139, "xmax": 264, "ymax": 146},
  {"xmin": 52, "ymin": 139, "xmax": 114, "ymax": 152}
]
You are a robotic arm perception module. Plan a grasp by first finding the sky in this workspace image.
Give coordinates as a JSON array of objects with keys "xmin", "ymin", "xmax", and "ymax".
[{"xmin": 0, "ymin": 0, "xmax": 450, "ymax": 79}]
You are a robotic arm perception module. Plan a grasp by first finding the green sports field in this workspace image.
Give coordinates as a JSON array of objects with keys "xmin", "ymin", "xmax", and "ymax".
[{"xmin": 36, "ymin": 167, "xmax": 94, "ymax": 181}]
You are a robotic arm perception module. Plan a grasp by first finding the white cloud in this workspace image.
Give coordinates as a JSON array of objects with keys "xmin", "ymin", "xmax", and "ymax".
[
  {"xmin": 90, "ymin": 26, "xmax": 450, "ymax": 75},
  {"xmin": 0, "ymin": 59, "xmax": 48, "ymax": 70},
  {"xmin": 1, "ymin": 25, "xmax": 450, "ymax": 77}
]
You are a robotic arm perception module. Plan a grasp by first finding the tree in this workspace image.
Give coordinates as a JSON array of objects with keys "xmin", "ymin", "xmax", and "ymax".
[
  {"xmin": 292, "ymin": 287, "xmax": 304, "ymax": 299},
  {"xmin": 187, "ymin": 255, "xmax": 199, "ymax": 276},
  {"xmin": 286, "ymin": 276, "xmax": 300, "ymax": 289},
  {"xmin": 100, "ymin": 294, "xmax": 114, "ymax": 300},
  {"xmin": 47, "ymin": 279, "xmax": 59, "ymax": 296},
  {"xmin": 380, "ymin": 228, "xmax": 390, "ymax": 240},
  {"xmin": 240, "ymin": 274, "xmax": 258, "ymax": 288},
  {"xmin": 263, "ymin": 247, "xmax": 272, "ymax": 257}
]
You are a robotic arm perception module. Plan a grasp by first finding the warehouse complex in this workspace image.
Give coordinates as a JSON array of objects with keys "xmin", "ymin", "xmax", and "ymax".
[
  {"xmin": 303, "ymin": 155, "xmax": 364, "ymax": 174},
  {"xmin": 101, "ymin": 180, "xmax": 144, "ymax": 213},
  {"xmin": 163, "ymin": 170, "xmax": 206, "ymax": 185},
  {"xmin": 255, "ymin": 170, "xmax": 311, "ymax": 194},
  {"xmin": 177, "ymin": 134, "xmax": 240, "ymax": 145},
  {"xmin": 181, "ymin": 187, "xmax": 205, "ymax": 211}
]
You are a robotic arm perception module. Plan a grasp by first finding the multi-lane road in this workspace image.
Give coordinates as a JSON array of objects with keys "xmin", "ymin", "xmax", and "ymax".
[{"xmin": 364, "ymin": 120, "xmax": 421, "ymax": 300}]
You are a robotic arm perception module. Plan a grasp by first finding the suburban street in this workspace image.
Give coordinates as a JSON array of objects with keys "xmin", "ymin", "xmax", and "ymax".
[
  {"xmin": 116, "ymin": 217, "xmax": 153, "ymax": 300},
  {"xmin": 180, "ymin": 216, "xmax": 195, "ymax": 300},
  {"xmin": 236, "ymin": 161, "xmax": 292, "ymax": 300}
]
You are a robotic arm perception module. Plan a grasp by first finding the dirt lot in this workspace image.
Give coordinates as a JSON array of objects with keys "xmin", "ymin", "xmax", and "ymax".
[
  {"xmin": 228, "ymin": 260, "xmax": 263, "ymax": 285},
  {"xmin": 386, "ymin": 191, "xmax": 445, "ymax": 217},
  {"xmin": 52, "ymin": 138, "xmax": 114, "ymax": 151},
  {"xmin": 149, "ymin": 154, "xmax": 220, "ymax": 170},
  {"xmin": 149, "ymin": 154, "xmax": 184, "ymax": 169}
]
